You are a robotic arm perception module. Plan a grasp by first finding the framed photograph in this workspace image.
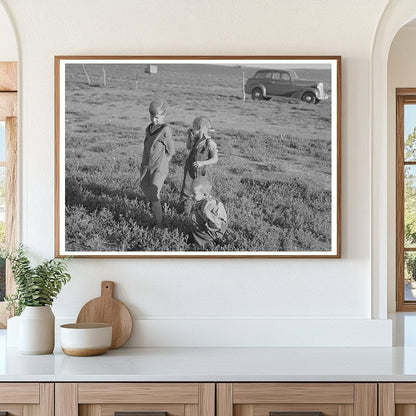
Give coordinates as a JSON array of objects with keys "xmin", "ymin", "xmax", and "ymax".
[{"xmin": 55, "ymin": 56, "xmax": 341, "ymax": 258}]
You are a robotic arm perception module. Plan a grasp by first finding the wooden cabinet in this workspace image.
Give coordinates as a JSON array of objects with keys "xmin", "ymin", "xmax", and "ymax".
[
  {"xmin": 55, "ymin": 383, "xmax": 215, "ymax": 416},
  {"xmin": 379, "ymin": 383, "xmax": 416, "ymax": 416},
  {"xmin": 0, "ymin": 383, "xmax": 53, "ymax": 416},
  {"xmin": 217, "ymin": 383, "xmax": 377, "ymax": 416},
  {"xmin": 0, "ymin": 381, "xmax": 409, "ymax": 416}
]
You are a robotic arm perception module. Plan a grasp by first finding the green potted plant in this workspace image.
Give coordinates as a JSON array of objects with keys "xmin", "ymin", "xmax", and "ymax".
[{"xmin": 4, "ymin": 246, "xmax": 71, "ymax": 354}]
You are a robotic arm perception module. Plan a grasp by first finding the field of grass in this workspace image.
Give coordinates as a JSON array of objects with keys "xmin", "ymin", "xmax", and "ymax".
[{"xmin": 64, "ymin": 63, "xmax": 333, "ymax": 252}]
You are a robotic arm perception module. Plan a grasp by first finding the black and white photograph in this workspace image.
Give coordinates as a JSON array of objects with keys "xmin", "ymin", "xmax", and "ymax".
[{"xmin": 55, "ymin": 56, "xmax": 341, "ymax": 257}]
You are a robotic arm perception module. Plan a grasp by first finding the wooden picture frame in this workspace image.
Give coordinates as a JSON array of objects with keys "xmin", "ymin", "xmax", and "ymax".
[{"xmin": 55, "ymin": 56, "xmax": 341, "ymax": 258}]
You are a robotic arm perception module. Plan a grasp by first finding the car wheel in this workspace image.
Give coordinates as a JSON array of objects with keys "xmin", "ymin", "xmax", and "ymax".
[
  {"xmin": 301, "ymin": 92, "xmax": 317, "ymax": 104},
  {"xmin": 252, "ymin": 88, "xmax": 264, "ymax": 100}
]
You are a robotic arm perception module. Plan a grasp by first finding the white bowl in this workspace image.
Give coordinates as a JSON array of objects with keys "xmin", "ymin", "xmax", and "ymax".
[{"xmin": 60, "ymin": 323, "xmax": 112, "ymax": 356}]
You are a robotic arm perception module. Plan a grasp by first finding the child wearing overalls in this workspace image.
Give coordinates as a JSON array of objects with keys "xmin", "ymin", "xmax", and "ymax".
[
  {"xmin": 180, "ymin": 116, "xmax": 218, "ymax": 214},
  {"xmin": 189, "ymin": 176, "xmax": 227, "ymax": 248},
  {"xmin": 140, "ymin": 99, "xmax": 175, "ymax": 227}
]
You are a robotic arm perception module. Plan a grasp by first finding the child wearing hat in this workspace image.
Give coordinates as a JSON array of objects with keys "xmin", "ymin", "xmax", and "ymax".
[
  {"xmin": 180, "ymin": 116, "xmax": 218, "ymax": 214},
  {"xmin": 189, "ymin": 176, "xmax": 227, "ymax": 248},
  {"xmin": 140, "ymin": 99, "xmax": 175, "ymax": 227}
]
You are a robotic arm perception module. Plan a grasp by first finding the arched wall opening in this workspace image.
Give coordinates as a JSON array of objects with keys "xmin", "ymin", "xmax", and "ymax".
[
  {"xmin": 387, "ymin": 19, "xmax": 416, "ymax": 313},
  {"xmin": 372, "ymin": 1, "xmax": 416, "ymax": 318}
]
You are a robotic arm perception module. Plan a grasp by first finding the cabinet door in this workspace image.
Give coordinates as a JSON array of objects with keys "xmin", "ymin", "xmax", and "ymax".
[
  {"xmin": 217, "ymin": 383, "xmax": 377, "ymax": 416},
  {"xmin": 55, "ymin": 383, "xmax": 215, "ymax": 416},
  {"xmin": 379, "ymin": 383, "xmax": 416, "ymax": 416},
  {"xmin": 0, "ymin": 383, "xmax": 53, "ymax": 416}
]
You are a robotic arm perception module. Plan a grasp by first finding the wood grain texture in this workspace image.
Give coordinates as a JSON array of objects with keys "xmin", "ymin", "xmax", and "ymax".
[
  {"xmin": 396, "ymin": 90, "xmax": 416, "ymax": 311},
  {"xmin": 185, "ymin": 403, "xmax": 198, "ymax": 416},
  {"xmin": 0, "ymin": 383, "xmax": 39, "ymax": 403},
  {"xmin": 232, "ymin": 383, "xmax": 354, "ymax": 404},
  {"xmin": 354, "ymin": 383, "xmax": 377, "ymax": 416},
  {"xmin": 78, "ymin": 383, "xmax": 199, "ymax": 404},
  {"xmin": 379, "ymin": 383, "xmax": 395, "ymax": 416},
  {"xmin": 0, "ymin": 405, "xmax": 23, "ymax": 416},
  {"xmin": 253, "ymin": 403, "xmax": 338, "ymax": 416},
  {"xmin": 76, "ymin": 281, "xmax": 133, "ymax": 348},
  {"xmin": 5, "ymin": 116, "xmax": 17, "ymax": 295},
  {"xmin": 397, "ymin": 88, "xmax": 416, "ymax": 96},
  {"xmin": 0, "ymin": 92, "xmax": 16, "ymax": 120},
  {"xmin": 395, "ymin": 383, "xmax": 416, "ymax": 403},
  {"xmin": 238, "ymin": 405, "xmax": 253, "ymax": 416},
  {"xmin": 99, "ymin": 403, "xmax": 185, "ymax": 416},
  {"xmin": 396, "ymin": 405, "xmax": 416, "ymax": 416},
  {"xmin": 397, "ymin": 93, "xmax": 406, "ymax": 311},
  {"xmin": 55, "ymin": 383, "xmax": 78, "ymax": 416},
  {"xmin": 338, "ymin": 404, "xmax": 354, "ymax": 416},
  {"xmin": 0, "ymin": 62, "xmax": 17, "ymax": 91},
  {"xmin": 199, "ymin": 384, "xmax": 215, "ymax": 416},
  {"xmin": 39, "ymin": 383, "xmax": 54, "ymax": 416},
  {"xmin": 80, "ymin": 404, "xmax": 101, "ymax": 416},
  {"xmin": 23, "ymin": 404, "xmax": 39, "ymax": 416},
  {"xmin": 216, "ymin": 384, "xmax": 233, "ymax": 416}
]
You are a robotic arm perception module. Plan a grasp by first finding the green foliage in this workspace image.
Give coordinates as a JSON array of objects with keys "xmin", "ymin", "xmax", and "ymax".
[
  {"xmin": 405, "ymin": 253, "xmax": 416, "ymax": 282},
  {"xmin": 404, "ymin": 127, "xmax": 416, "ymax": 280},
  {"xmin": 3, "ymin": 246, "xmax": 71, "ymax": 316},
  {"xmin": 0, "ymin": 222, "xmax": 5, "ymax": 247}
]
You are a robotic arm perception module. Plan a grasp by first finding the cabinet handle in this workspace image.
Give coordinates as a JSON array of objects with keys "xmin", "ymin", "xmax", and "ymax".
[
  {"xmin": 270, "ymin": 413, "xmax": 323, "ymax": 416},
  {"xmin": 115, "ymin": 412, "xmax": 168, "ymax": 416}
]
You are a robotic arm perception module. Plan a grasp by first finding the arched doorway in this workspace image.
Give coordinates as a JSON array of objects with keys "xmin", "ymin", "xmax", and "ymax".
[{"xmin": 371, "ymin": 1, "xmax": 416, "ymax": 318}]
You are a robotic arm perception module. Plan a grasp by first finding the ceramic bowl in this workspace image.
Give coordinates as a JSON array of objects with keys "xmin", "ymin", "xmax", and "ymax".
[{"xmin": 60, "ymin": 323, "xmax": 112, "ymax": 356}]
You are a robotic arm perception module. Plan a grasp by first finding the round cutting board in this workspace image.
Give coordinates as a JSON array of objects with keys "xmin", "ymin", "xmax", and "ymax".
[{"xmin": 76, "ymin": 281, "xmax": 133, "ymax": 349}]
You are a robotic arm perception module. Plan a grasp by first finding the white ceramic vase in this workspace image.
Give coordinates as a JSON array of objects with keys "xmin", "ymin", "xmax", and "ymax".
[{"xmin": 19, "ymin": 305, "xmax": 55, "ymax": 354}]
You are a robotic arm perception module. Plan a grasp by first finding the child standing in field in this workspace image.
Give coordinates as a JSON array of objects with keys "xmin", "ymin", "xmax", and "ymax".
[
  {"xmin": 189, "ymin": 176, "xmax": 227, "ymax": 248},
  {"xmin": 140, "ymin": 99, "xmax": 175, "ymax": 227},
  {"xmin": 181, "ymin": 116, "xmax": 218, "ymax": 214}
]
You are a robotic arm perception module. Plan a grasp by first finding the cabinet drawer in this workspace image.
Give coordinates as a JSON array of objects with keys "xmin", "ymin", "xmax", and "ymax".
[
  {"xmin": 56, "ymin": 383, "xmax": 215, "ymax": 416},
  {"xmin": 78, "ymin": 383, "xmax": 200, "ymax": 404},
  {"xmin": 217, "ymin": 383, "xmax": 376, "ymax": 416},
  {"xmin": 0, "ymin": 383, "xmax": 53, "ymax": 415}
]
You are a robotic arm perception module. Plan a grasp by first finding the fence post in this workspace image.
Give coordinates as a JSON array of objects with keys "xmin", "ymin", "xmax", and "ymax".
[
  {"xmin": 242, "ymin": 71, "xmax": 246, "ymax": 101},
  {"xmin": 82, "ymin": 64, "xmax": 91, "ymax": 86}
]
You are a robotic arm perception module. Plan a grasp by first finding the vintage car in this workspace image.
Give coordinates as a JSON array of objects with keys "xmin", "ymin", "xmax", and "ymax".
[{"xmin": 244, "ymin": 69, "xmax": 328, "ymax": 104}]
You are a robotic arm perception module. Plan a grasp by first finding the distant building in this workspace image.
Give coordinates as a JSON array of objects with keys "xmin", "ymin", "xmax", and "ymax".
[{"xmin": 145, "ymin": 65, "xmax": 158, "ymax": 75}]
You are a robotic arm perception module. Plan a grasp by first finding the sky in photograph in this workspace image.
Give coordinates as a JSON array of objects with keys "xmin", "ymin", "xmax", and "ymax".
[{"xmin": 405, "ymin": 104, "xmax": 416, "ymax": 138}]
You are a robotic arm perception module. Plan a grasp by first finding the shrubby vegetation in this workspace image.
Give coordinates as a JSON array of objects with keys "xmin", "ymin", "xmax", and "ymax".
[{"xmin": 64, "ymin": 64, "xmax": 333, "ymax": 252}]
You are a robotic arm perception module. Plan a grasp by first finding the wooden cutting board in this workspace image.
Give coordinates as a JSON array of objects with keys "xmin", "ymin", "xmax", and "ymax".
[{"xmin": 76, "ymin": 281, "xmax": 133, "ymax": 349}]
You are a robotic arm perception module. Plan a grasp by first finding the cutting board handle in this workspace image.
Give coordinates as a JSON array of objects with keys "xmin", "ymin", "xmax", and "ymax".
[{"xmin": 101, "ymin": 281, "xmax": 115, "ymax": 298}]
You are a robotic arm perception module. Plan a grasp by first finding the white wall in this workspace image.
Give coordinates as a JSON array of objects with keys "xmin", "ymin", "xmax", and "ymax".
[
  {"xmin": 387, "ymin": 26, "xmax": 416, "ymax": 312},
  {"xmin": 0, "ymin": 3, "xmax": 16, "ymax": 61},
  {"xmin": 0, "ymin": 0, "xmax": 393, "ymax": 347}
]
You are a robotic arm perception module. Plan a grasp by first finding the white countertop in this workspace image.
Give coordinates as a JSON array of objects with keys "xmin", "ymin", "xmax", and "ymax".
[
  {"xmin": 2, "ymin": 313, "xmax": 416, "ymax": 382},
  {"xmin": 2, "ymin": 345, "xmax": 416, "ymax": 382}
]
